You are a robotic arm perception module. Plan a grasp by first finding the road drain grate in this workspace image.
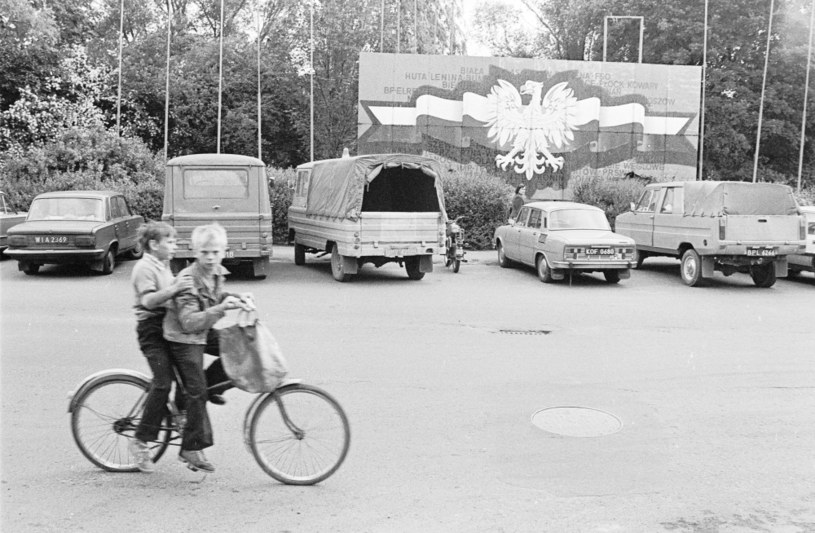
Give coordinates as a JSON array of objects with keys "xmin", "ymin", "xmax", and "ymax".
[{"xmin": 497, "ymin": 329, "xmax": 551, "ymax": 335}]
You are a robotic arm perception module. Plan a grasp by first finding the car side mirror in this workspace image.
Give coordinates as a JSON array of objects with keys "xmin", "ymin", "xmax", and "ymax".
[{"xmin": 508, "ymin": 218, "xmax": 516, "ymax": 225}]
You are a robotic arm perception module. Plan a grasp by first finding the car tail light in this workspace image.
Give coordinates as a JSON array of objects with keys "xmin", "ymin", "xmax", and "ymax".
[
  {"xmin": 8, "ymin": 235, "xmax": 27, "ymax": 247},
  {"xmin": 75, "ymin": 236, "xmax": 95, "ymax": 247},
  {"xmin": 719, "ymin": 217, "xmax": 726, "ymax": 240}
]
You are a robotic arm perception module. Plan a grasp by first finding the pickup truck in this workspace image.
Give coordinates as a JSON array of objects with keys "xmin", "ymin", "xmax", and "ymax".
[
  {"xmin": 788, "ymin": 205, "xmax": 815, "ymax": 276},
  {"xmin": 287, "ymin": 154, "xmax": 447, "ymax": 281},
  {"xmin": 615, "ymin": 181, "xmax": 805, "ymax": 287}
]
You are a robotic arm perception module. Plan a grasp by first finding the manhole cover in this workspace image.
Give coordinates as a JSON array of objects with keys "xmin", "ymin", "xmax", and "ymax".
[{"xmin": 531, "ymin": 406, "xmax": 622, "ymax": 437}]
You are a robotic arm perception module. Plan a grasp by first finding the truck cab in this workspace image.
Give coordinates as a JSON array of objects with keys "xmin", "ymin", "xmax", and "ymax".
[{"xmin": 162, "ymin": 153, "xmax": 273, "ymax": 278}]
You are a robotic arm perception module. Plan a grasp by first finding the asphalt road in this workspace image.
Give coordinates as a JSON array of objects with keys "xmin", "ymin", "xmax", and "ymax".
[{"xmin": 1, "ymin": 248, "xmax": 814, "ymax": 532}]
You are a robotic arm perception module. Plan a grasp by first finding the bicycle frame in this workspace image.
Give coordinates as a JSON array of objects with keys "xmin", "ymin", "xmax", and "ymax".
[{"xmin": 241, "ymin": 379, "xmax": 302, "ymax": 453}]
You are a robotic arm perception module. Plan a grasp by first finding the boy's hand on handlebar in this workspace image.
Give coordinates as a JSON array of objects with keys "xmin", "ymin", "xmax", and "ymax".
[{"xmin": 238, "ymin": 293, "xmax": 256, "ymax": 311}]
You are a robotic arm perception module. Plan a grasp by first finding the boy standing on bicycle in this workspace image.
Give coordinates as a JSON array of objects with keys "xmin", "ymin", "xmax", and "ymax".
[
  {"xmin": 163, "ymin": 223, "xmax": 254, "ymax": 473},
  {"xmin": 129, "ymin": 221, "xmax": 193, "ymax": 473}
]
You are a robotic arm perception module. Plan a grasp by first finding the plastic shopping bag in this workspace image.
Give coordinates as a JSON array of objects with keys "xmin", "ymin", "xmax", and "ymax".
[{"xmin": 218, "ymin": 310, "xmax": 288, "ymax": 393}]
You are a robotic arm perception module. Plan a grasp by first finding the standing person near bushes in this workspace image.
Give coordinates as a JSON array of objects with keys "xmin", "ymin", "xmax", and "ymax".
[
  {"xmin": 163, "ymin": 223, "xmax": 255, "ymax": 473},
  {"xmin": 128, "ymin": 221, "xmax": 193, "ymax": 473}
]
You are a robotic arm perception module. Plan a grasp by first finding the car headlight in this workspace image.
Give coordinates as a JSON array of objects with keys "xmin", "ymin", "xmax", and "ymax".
[{"xmin": 75, "ymin": 235, "xmax": 95, "ymax": 247}]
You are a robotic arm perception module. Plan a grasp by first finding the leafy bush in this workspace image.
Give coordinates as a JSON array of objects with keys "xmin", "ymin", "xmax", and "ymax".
[
  {"xmin": 441, "ymin": 167, "xmax": 514, "ymax": 250},
  {"xmin": 268, "ymin": 167, "xmax": 296, "ymax": 243},
  {"xmin": 1, "ymin": 126, "xmax": 165, "ymax": 219},
  {"xmin": 571, "ymin": 176, "xmax": 647, "ymax": 230}
]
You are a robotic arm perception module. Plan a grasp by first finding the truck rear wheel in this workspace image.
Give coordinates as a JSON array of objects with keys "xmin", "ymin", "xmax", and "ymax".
[
  {"xmin": 749, "ymin": 263, "xmax": 776, "ymax": 288},
  {"xmin": 294, "ymin": 243, "xmax": 306, "ymax": 266},
  {"xmin": 330, "ymin": 244, "xmax": 351, "ymax": 282},
  {"xmin": 680, "ymin": 249, "xmax": 704, "ymax": 287},
  {"xmin": 405, "ymin": 257, "xmax": 425, "ymax": 280}
]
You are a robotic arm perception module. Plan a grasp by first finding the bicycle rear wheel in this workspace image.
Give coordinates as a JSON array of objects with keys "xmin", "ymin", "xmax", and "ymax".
[
  {"xmin": 70, "ymin": 375, "xmax": 172, "ymax": 472},
  {"xmin": 248, "ymin": 383, "xmax": 350, "ymax": 485}
]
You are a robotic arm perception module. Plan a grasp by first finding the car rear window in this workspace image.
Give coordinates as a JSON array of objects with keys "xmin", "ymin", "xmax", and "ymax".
[
  {"xmin": 27, "ymin": 198, "xmax": 104, "ymax": 221},
  {"xmin": 183, "ymin": 169, "xmax": 249, "ymax": 199},
  {"xmin": 549, "ymin": 209, "xmax": 610, "ymax": 230}
]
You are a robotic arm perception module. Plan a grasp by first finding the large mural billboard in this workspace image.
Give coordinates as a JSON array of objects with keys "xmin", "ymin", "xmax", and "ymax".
[{"xmin": 358, "ymin": 52, "xmax": 702, "ymax": 199}]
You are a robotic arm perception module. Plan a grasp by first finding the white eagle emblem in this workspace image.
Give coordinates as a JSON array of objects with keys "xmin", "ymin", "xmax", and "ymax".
[{"xmin": 485, "ymin": 80, "xmax": 579, "ymax": 180}]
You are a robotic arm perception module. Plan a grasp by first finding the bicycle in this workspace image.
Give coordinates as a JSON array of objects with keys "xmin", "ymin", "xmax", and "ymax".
[{"xmin": 67, "ymin": 366, "xmax": 350, "ymax": 485}]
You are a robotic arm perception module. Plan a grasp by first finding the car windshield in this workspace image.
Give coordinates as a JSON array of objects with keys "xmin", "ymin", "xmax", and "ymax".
[
  {"xmin": 27, "ymin": 198, "xmax": 105, "ymax": 222},
  {"xmin": 549, "ymin": 209, "xmax": 610, "ymax": 230}
]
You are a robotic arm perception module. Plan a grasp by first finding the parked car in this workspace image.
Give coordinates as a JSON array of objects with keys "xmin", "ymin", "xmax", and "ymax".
[
  {"xmin": 494, "ymin": 201, "xmax": 636, "ymax": 283},
  {"xmin": 0, "ymin": 191, "xmax": 27, "ymax": 253},
  {"xmin": 5, "ymin": 191, "xmax": 144, "ymax": 275},
  {"xmin": 788, "ymin": 205, "xmax": 815, "ymax": 276}
]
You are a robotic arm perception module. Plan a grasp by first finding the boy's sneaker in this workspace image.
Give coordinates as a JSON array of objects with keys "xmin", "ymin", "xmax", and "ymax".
[
  {"xmin": 129, "ymin": 439, "xmax": 156, "ymax": 473},
  {"xmin": 179, "ymin": 449, "xmax": 215, "ymax": 473}
]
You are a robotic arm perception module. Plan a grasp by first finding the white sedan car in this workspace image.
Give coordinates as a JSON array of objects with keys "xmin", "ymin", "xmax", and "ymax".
[{"xmin": 493, "ymin": 201, "xmax": 636, "ymax": 283}]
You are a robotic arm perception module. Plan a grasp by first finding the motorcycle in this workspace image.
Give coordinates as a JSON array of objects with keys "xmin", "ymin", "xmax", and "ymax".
[{"xmin": 444, "ymin": 216, "xmax": 467, "ymax": 273}]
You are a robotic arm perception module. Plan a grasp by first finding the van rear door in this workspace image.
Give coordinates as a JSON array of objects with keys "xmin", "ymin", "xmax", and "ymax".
[{"xmin": 171, "ymin": 165, "xmax": 263, "ymax": 256}]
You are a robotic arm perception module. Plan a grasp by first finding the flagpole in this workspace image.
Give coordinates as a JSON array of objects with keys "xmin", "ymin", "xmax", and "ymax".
[
  {"xmin": 217, "ymin": 0, "xmax": 225, "ymax": 154},
  {"xmin": 310, "ymin": 0, "xmax": 314, "ymax": 162},
  {"xmin": 753, "ymin": 0, "xmax": 775, "ymax": 183},
  {"xmin": 257, "ymin": 4, "xmax": 262, "ymax": 161},
  {"xmin": 380, "ymin": 0, "xmax": 384, "ymax": 52},
  {"xmin": 798, "ymin": 0, "xmax": 814, "ymax": 194},
  {"xmin": 698, "ymin": 0, "xmax": 709, "ymax": 180},
  {"xmin": 163, "ymin": 0, "xmax": 172, "ymax": 161},
  {"xmin": 116, "ymin": 0, "xmax": 124, "ymax": 136}
]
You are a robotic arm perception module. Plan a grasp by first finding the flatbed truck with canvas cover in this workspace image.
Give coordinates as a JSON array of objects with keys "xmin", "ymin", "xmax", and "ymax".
[
  {"xmin": 615, "ymin": 181, "xmax": 806, "ymax": 287},
  {"xmin": 287, "ymin": 154, "xmax": 447, "ymax": 281}
]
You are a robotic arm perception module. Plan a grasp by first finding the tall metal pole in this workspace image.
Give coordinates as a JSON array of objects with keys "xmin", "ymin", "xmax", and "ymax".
[
  {"xmin": 257, "ymin": 4, "xmax": 262, "ymax": 161},
  {"xmin": 414, "ymin": 0, "xmax": 418, "ymax": 54},
  {"xmin": 798, "ymin": 0, "xmax": 815, "ymax": 193},
  {"xmin": 163, "ymin": 0, "xmax": 172, "ymax": 161},
  {"xmin": 380, "ymin": 0, "xmax": 384, "ymax": 52},
  {"xmin": 698, "ymin": 0, "xmax": 709, "ymax": 180},
  {"xmin": 217, "ymin": 0, "xmax": 225, "ymax": 154},
  {"xmin": 396, "ymin": 0, "xmax": 400, "ymax": 54},
  {"xmin": 116, "ymin": 0, "xmax": 124, "ymax": 136},
  {"xmin": 310, "ymin": 0, "xmax": 314, "ymax": 161},
  {"xmin": 752, "ymin": 0, "xmax": 775, "ymax": 183}
]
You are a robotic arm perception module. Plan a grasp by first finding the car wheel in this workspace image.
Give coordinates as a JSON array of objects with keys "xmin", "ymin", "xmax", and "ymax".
[
  {"xmin": 634, "ymin": 250, "xmax": 647, "ymax": 269},
  {"xmin": 680, "ymin": 249, "xmax": 703, "ymax": 287},
  {"xmin": 128, "ymin": 240, "xmax": 144, "ymax": 260},
  {"xmin": 749, "ymin": 263, "xmax": 776, "ymax": 288},
  {"xmin": 497, "ymin": 241, "xmax": 511, "ymax": 268},
  {"xmin": 405, "ymin": 256, "xmax": 425, "ymax": 280},
  {"xmin": 330, "ymin": 244, "xmax": 351, "ymax": 282},
  {"xmin": 100, "ymin": 249, "xmax": 116, "ymax": 275},
  {"xmin": 536, "ymin": 254, "xmax": 553, "ymax": 283},
  {"xmin": 22, "ymin": 263, "xmax": 40, "ymax": 276},
  {"xmin": 294, "ymin": 243, "xmax": 306, "ymax": 266},
  {"xmin": 603, "ymin": 270, "xmax": 621, "ymax": 284}
]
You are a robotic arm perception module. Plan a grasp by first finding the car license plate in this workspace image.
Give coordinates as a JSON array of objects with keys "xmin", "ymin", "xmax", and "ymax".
[
  {"xmin": 224, "ymin": 250, "xmax": 234, "ymax": 258},
  {"xmin": 33, "ymin": 235, "xmax": 68, "ymax": 244},
  {"xmin": 746, "ymin": 247, "xmax": 776, "ymax": 257},
  {"xmin": 586, "ymin": 247, "xmax": 614, "ymax": 257}
]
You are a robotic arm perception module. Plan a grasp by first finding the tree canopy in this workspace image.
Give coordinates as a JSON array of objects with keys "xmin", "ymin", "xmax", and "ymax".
[{"xmin": 0, "ymin": 0, "xmax": 813, "ymax": 195}]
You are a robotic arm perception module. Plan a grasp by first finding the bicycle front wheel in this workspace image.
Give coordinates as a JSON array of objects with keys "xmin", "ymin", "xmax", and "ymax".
[
  {"xmin": 249, "ymin": 383, "xmax": 350, "ymax": 485},
  {"xmin": 70, "ymin": 375, "xmax": 171, "ymax": 472}
]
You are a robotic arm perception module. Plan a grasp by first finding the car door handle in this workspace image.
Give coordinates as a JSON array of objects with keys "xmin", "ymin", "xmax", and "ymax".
[{"xmin": 212, "ymin": 205, "xmax": 221, "ymax": 210}]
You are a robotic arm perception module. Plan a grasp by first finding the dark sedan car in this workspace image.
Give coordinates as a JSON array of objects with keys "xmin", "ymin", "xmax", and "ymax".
[{"xmin": 5, "ymin": 191, "xmax": 144, "ymax": 275}]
